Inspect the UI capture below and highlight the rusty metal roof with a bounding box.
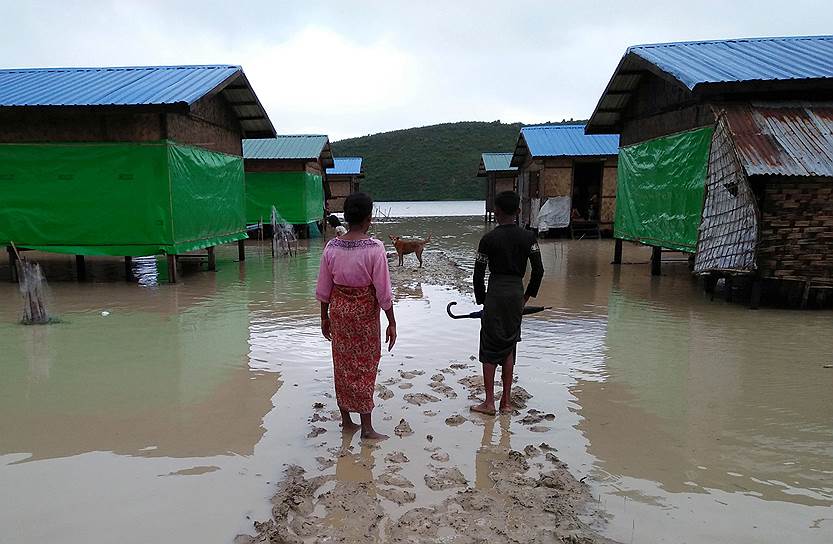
[721,103,833,177]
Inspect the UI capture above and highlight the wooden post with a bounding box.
[801,281,812,310]
[207,246,216,271]
[704,274,718,294]
[7,245,18,282]
[75,255,87,281]
[613,239,623,265]
[725,276,734,303]
[650,246,662,276]
[124,256,133,281]
[749,277,762,310]
[238,239,246,262]
[167,254,177,284]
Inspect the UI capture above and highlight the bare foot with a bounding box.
[470,402,496,416]
[341,421,361,432]
[499,406,513,414]
[361,430,389,440]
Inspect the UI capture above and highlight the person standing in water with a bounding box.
[316,192,396,439]
[471,191,544,415]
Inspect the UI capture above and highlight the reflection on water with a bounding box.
[1,216,832,544]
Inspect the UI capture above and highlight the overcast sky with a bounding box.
[2,1,832,140]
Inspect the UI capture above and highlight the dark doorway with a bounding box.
[572,161,604,222]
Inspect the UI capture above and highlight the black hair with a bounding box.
[343,192,374,224]
[495,191,521,216]
[327,214,342,228]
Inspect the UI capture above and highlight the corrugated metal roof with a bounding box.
[479,153,516,175]
[327,157,363,176]
[0,64,275,138]
[631,35,833,90]
[587,35,833,135]
[511,124,619,166]
[721,103,833,177]
[244,135,334,167]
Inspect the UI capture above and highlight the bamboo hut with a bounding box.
[587,35,833,306]
[242,135,334,236]
[326,157,364,213]
[510,125,619,237]
[0,64,274,283]
[476,153,517,222]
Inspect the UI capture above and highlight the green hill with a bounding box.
[331,121,523,201]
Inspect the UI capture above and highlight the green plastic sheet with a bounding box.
[614,127,713,253]
[0,141,246,256]
[245,171,324,225]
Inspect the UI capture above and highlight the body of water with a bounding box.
[1,210,831,543]
[375,200,484,218]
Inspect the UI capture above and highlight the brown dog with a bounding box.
[389,233,431,267]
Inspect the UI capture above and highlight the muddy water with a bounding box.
[1,216,831,543]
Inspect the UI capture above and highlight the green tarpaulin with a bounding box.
[0,141,246,256]
[245,171,324,225]
[614,126,713,253]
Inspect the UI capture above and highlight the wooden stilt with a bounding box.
[801,281,812,309]
[167,254,177,284]
[238,239,246,262]
[124,256,133,281]
[75,255,87,281]
[749,277,762,310]
[704,274,718,294]
[7,245,18,282]
[613,239,623,265]
[650,246,662,276]
[207,246,216,271]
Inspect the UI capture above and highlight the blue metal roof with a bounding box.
[244,135,334,167]
[0,64,276,137]
[0,65,240,106]
[511,124,619,166]
[327,157,363,176]
[588,35,833,134]
[629,35,833,90]
[478,153,516,176]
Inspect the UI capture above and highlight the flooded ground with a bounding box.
[1,214,832,543]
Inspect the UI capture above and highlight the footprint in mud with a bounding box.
[398,383,414,390]
[424,466,467,490]
[430,382,457,399]
[385,451,410,464]
[518,410,555,425]
[430,451,450,462]
[423,410,439,417]
[394,419,414,437]
[399,370,425,379]
[444,414,466,426]
[450,363,470,370]
[528,426,550,433]
[524,445,541,458]
[403,393,440,406]
[430,374,445,382]
[376,384,394,400]
[378,487,416,505]
[378,469,415,488]
[307,427,327,438]
[316,457,336,470]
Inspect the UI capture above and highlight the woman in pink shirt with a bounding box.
[316,193,396,440]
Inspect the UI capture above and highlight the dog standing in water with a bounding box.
[389,234,431,267]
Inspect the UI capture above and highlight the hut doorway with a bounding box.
[572,161,604,222]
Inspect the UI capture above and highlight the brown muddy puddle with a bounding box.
[1,216,832,543]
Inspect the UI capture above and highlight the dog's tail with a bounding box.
[424,232,432,244]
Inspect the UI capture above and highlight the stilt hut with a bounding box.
[242,135,334,235]
[0,65,274,283]
[476,153,517,222]
[326,157,364,213]
[587,35,833,306]
[509,124,619,237]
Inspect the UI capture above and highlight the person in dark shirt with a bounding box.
[471,191,544,415]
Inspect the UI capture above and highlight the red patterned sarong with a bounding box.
[330,284,381,413]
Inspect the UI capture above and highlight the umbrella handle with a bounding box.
[446,301,464,319]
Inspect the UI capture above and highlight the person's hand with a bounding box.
[385,322,397,351]
[321,317,331,341]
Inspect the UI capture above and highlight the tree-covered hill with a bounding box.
[331,121,523,201]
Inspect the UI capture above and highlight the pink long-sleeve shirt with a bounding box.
[316,237,394,311]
